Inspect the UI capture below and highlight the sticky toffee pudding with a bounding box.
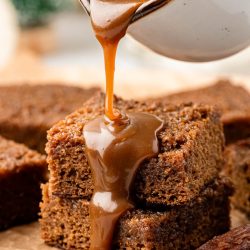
[84,1,165,248]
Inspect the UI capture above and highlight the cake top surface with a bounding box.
[0,84,98,127]
[162,80,250,124]
[47,91,222,163]
[198,224,250,250]
[0,136,46,173]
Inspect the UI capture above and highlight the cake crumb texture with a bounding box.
[224,139,250,217]
[160,80,250,143]
[198,224,250,250]
[46,92,224,207]
[0,136,47,230]
[0,84,98,153]
[40,177,232,250]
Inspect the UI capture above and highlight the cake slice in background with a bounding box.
[0,84,98,153]
[224,139,250,218]
[159,80,250,144]
[198,224,250,250]
[0,136,47,230]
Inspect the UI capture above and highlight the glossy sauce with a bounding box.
[84,113,163,249]
[91,0,147,120]
[83,0,164,249]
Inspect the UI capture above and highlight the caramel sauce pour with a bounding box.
[82,0,164,249]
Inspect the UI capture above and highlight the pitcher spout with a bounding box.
[79,0,169,24]
[79,0,90,15]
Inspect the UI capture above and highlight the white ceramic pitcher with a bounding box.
[80,0,250,62]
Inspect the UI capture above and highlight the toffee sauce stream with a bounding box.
[83,1,163,249]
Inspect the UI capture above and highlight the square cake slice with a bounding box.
[0,84,98,153]
[46,92,224,206]
[224,139,250,217]
[40,177,232,250]
[0,136,47,230]
[160,80,250,144]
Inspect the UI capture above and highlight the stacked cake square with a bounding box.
[40,93,233,249]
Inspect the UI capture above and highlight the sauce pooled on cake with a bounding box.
[83,0,163,249]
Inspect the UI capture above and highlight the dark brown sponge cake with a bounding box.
[198,225,250,250]
[0,136,47,230]
[159,80,250,144]
[40,177,232,250]
[0,84,98,153]
[46,92,224,206]
[224,139,250,217]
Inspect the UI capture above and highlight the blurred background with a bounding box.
[0,0,249,99]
